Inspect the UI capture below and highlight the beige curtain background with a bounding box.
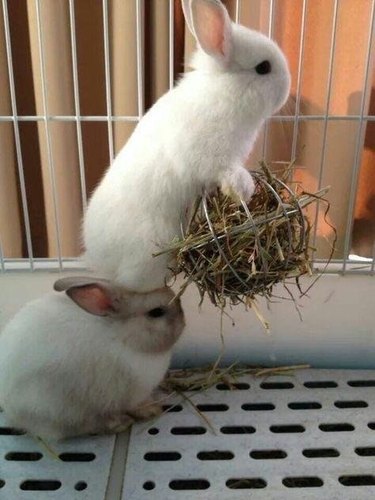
[0,0,374,262]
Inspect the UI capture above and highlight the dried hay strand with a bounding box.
[159,162,333,308]
[140,363,311,432]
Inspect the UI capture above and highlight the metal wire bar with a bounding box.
[262,0,275,159]
[2,0,35,271]
[169,0,174,90]
[1,114,375,122]
[311,0,339,263]
[342,0,375,273]
[35,0,63,270]
[235,0,241,24]
[0,239,5,272]
[0,115,139,122]
[136,0,144,117]
[102,0,114,163]
[290,0,308,162]
[68,0,87,212]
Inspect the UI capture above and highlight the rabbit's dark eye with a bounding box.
[255,60,271,75]
[147,307,166,318]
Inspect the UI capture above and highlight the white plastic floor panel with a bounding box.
[123,369,375,500]
[1,369,375,499]
[0,427,115,499]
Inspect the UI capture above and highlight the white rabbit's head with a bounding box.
[182,0,291,119]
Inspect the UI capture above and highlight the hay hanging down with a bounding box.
[159,163,331,308]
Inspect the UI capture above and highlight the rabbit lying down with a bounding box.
[0,277,185,440]
[83,0,291,293]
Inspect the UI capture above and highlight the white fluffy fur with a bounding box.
[83,0,291,291]
[0,287,184,440]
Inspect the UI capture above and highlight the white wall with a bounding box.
[0,272,374,369]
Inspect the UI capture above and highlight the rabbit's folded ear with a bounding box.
[182,0,232,63]
[54,277,120,316]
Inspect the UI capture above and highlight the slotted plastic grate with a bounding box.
[123,369,375,500]
[1,369,375,499]
[0,419,115,499]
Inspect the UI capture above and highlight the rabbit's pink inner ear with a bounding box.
[191,0,231,60]
[67,285,113,316]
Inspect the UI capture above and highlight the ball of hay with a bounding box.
[161,163,330,308]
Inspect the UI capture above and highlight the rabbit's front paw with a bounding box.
[106,414,135,434]
[128,401,163,420]
[220,166,255,203]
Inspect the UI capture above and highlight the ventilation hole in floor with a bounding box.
[347,380,375,387]
[270,425,305,433]
[169,479,210,490]
[260,382,294,390]
[0,480,4,489]
[143,481,155,491]
[197,451,234,460]
[355,447,375,457]
[369,422,375,430]
[242,403,275,411]
[250,449,287,459]
[162,405,183,413]
[74,482,87,491]
[334,400,368,408]
[283,477,323,488]
[196,404,229,412]
[220,426,256,435]
[59,452,96,462]
[144,452,181,461]
[171,426,206,435]
[339,475,375,486]
[303,448,340,458]
[5,452,42,461]
[319,423,355,432]
[148,428,159,435]
[0,427,26,435]
[304,381,338,388]
[20,480,62,491]
[216,383,250,390]
[288,402,322,410]
[226,478,267,489]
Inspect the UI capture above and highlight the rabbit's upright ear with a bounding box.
[182,0,232,63]
[54,277,120,316]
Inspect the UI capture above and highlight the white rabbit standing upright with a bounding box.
[83,0,291,292]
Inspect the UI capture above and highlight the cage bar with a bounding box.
[311,0,339,264]
[2,0,35,271]
[290,0,307,162]
[68,0,87,211]
[0,115,139,122]
[169,0,174,90]
[0,239,5,272]
[1,114,375,123]
[261,0,275,159]
[235,0,241,24]
[35,0,63,271]
[102,0,114,163]
[342,0,375,273]
[136,0,144,117]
